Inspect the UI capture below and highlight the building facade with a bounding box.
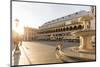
[35,9,96,41]
[24,27,38,41]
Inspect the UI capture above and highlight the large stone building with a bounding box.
[23,6,95,42]
[35,9,96,41]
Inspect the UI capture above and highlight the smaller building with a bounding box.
[24,27,38,41]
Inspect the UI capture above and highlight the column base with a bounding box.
[71,47,95,53]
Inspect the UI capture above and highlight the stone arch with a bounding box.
[78,25,83,29]
[62,27,65,31]
[82,25,84,29]
[65,27,69,31]
[73,25,77,30]
[69,26,73,30]
[56,29,58,32]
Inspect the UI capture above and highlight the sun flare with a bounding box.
[14,26,24,35]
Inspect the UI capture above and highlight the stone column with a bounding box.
[79,35,94,50]
[83,21,90,30]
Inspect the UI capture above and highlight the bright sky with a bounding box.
[12,1,91,32]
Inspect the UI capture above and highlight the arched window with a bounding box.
[78,25,82,29]
[73,26,77,30]
[63,27,65,31]
[66,27,69,31]
[69,26,73,30]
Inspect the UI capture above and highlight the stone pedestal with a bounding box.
[79,36,93,50]
[73,30,95,52]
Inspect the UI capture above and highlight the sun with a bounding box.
[13,25,24,36]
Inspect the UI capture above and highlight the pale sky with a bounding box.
[12,1,91,30]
